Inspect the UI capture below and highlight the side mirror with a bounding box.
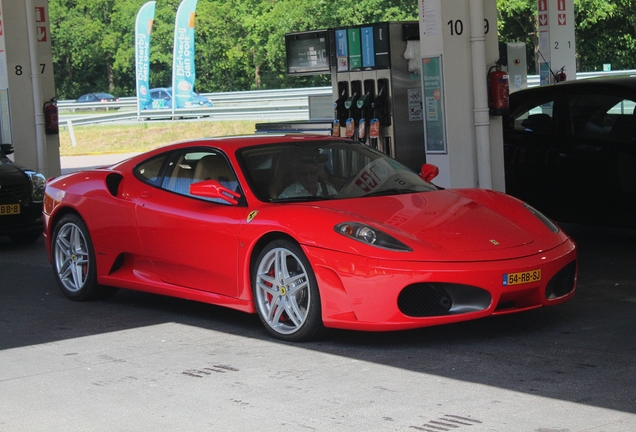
[1,143,14,155]
[190,180,241,205]
[419,163,439,182]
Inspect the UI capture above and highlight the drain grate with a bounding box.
[182,364,239,378]
[410,414,483,431]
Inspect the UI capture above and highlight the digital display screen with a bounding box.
[285,31,330,75]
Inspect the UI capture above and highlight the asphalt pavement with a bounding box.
[0,154,635,431]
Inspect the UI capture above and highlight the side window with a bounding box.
[134,154,168,187]
[513,100,555,133]
[568,93,636,141]
[162,150,238,204]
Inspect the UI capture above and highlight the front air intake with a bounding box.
[546,260,577,299]
[398,283,492,318]
[398,283,453,317]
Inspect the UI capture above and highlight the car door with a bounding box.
[133,149,247,297]
[504,89,565,218]
[560,88,636,227]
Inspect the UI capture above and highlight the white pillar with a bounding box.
[419,0,503,191]
[0,0,60,177]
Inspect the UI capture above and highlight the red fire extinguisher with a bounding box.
[43,97,59,135]
[556,66,567,82]
[488,63,510,116]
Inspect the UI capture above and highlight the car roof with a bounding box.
[511,76,636,99]
[139,134,347,157]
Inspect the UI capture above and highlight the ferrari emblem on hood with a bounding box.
[490,239,500,246]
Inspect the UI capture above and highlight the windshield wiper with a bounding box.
[271,195,336,203]
[362,188,420,198]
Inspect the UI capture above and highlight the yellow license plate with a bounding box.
[503,269,541,286]
[0,204,20,215]
[0,204,20,216]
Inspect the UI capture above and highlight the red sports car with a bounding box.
[43,135,577,341]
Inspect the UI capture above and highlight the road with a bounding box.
[0,155,634,431]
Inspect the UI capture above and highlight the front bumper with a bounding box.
[306,240,577,331]
[0,202,43,237]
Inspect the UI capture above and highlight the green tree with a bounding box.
[50,0,149,98]
[50,0,419,97]
[49,0,636,99]
[576,0,636,71]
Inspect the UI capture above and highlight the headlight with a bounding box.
[335,222,412,251]
[523,203,559,234]
[27,171,46,203]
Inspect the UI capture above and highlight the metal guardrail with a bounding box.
[59,87,329,125]
[59,70,636,126]
[61,103,312,126]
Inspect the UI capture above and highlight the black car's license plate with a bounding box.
[0,204,20,215]
[503,269,541,286]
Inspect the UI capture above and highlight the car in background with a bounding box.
[75,93,119,103]
[144,87,213,110]
[503,76,636,229]
[74,92,119,111]
[0,143,46,243]
[43,135,577,341]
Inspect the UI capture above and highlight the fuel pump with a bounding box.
[326,22,425,169]
[333,82,349,136]
[343,80,361,138]
[487,61,509,116]
[356,79,375,143]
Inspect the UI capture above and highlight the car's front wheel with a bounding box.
[52,213,117,301]
[253,239,323,341]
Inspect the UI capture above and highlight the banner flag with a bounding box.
[135,1,156,114]
[172,0,198,112]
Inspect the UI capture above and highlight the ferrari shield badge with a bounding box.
[246,210,259,223]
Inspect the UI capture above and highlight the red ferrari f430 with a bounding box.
[43,135,577,341]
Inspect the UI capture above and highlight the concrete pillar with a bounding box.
[0,0,60,177]
[418,0,504,191]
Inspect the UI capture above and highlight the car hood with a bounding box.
[0,158,24,177]
[289,189,567,261]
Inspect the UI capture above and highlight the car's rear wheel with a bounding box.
[253,239,323,341]
[52,214,117,301]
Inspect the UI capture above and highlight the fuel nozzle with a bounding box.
[372,79,391,127]
[334,87,349,123]
[332,82,349,136]
[344,92,359,112]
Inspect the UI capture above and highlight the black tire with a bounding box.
[252,239,324,342]
[51,213,117,301]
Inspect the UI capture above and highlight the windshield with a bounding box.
[238,139,438,202]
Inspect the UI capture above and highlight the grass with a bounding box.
[59,120,258,156]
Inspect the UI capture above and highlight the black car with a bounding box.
[75,92,118,103]
[0,144,46,243]
[503,76,636,229]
